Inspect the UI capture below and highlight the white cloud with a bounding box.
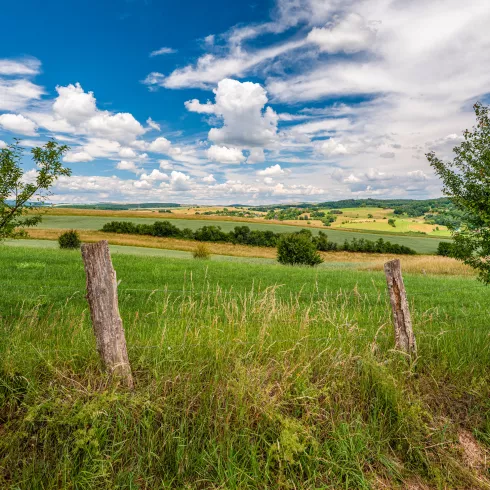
[188,79,278,148]
[48,83,146,143]
[307,13,376,53]
[207,145,246,164]
[146,117,160,131]
[140,169,169,181]
[257,164,284,176]
[63,151,94,163]
[170,170,191,191]
[53,83,97,125]
[119,147,137,158]
[159,159,173,170]
[116,160,142,174]
[247,148,265,164]
[344,173,361,183]
[380,152,395,159]
[319,138,348,156]
[407,170,428,181]
[0,140,6,148]
[0,57,41,75]
[148,136,171,153]
[0,79,44,111]
[203,174,216,183]
[184,99,215,114]
[0,113,37,136]
[149,47,176,57]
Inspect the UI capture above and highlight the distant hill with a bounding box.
[56,203,181,210]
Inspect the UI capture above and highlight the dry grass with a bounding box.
[26,228,474,276]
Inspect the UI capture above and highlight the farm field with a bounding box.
[45,206,451,237]
[1,245,489,488]
[32,213,450,254]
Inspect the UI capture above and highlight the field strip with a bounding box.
[32,215,450,253]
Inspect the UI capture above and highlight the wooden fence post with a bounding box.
[81,240,133,388]
[384,259,417,357]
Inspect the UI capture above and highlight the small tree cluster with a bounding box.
[277,232,323,267]
[58,230,81,249]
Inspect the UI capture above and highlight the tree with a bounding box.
[0,140,70,240]
[277,233,323,266]
[427,102,490,282]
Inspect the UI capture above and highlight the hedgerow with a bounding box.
[101,221,417,255]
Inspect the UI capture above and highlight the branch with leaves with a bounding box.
[427,102,490,282]
[0,140,71,240]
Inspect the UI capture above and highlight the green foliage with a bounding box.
[437,241,454,257]
[0,140,70,240]
[193,243,211,259]
[388,218,396,227]
[427,102,490,283]
[277,232,323,266]
[58,230,81,249]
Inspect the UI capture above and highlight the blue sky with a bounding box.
[1,0,489,204]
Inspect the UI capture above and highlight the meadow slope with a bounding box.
[0,245,489,488]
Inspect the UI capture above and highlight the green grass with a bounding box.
[36,215,450,254]
[1,245,489,489]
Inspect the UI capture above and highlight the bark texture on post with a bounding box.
[81,240,133,388]
[384,259,417,356]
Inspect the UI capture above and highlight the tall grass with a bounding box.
[0,246,489,488]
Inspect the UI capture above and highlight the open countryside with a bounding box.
[1,1,490,488]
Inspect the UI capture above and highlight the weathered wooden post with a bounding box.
[384,259,417,357]
[81,240,133,388]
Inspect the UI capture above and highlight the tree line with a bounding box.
[101,221,417,255]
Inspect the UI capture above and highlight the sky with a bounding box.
[1,0,489,204]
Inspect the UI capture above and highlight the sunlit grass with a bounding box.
[0,245,488,489]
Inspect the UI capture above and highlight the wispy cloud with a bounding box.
[149,47,177,57]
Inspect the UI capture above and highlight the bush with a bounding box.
[437,241,454,257]
[277,233,323,266]
[388,218,396,227]
[58,230,81,249]
[193,243,211,259]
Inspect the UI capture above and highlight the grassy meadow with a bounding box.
[1,244,489,489]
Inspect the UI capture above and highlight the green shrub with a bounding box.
[388,218,396,227]
[193,243,211,259]
[437,241,454,257]
[277,233,323,266]
[58,230,81,249]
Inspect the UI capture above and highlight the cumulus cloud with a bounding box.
[0,113,37,136]
[187,79,278,149]
[63,151,94,163]
[247,148,265,164]
[148,136,172,153]
[140,169,169,181]
[203,174,216,183]
[257,164,284,176]
[207,145,245,164]
[170,170,191,191]
[319,138,348,156]
[116,160,142,174]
